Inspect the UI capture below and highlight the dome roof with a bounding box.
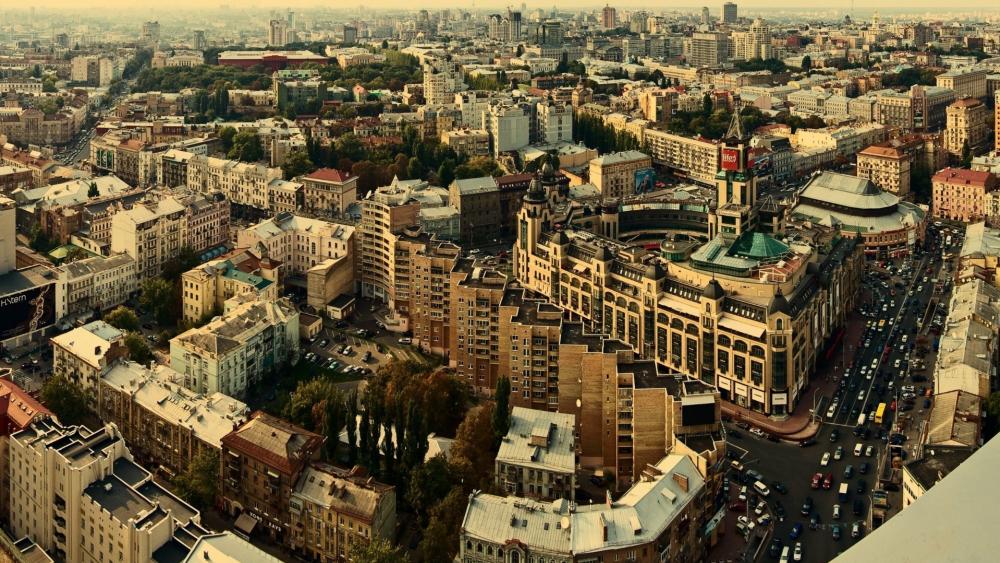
[524,177,546,203]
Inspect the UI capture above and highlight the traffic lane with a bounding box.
[728,426,879,562]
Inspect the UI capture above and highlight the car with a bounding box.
[830,429,840,442]
[319,339,329,348]
[757,514,772,526]
[750,427,766,438]
[738,486,748,501]
[772,481,788,494]
[362,351,372,362]
[832,524,842,540]
[793,542,802,561]
[769,538,783,558]
[820,452,831,466]
[852,521,864,538]
[857,390,865,401]
[801,497,813,516]
[789,523,803,540]
[774,502,786,522]
[335,320,349,329]
[856,479,866,494]
[854,443,864,456]
[730,460,745,472]
[799,438,817,447]
[737,515,752,527]
[755,501,767,515]
[811,472,823,489]
[809,513,820,530]
[834,446,844,460]
[844,465,854,479]
[833,504,841,519]
[398,337,412,345]
[823,473,833,490]
[865,445,874,457]
[853,498,864,515]
[860,462,870,475]
[729,501,746,512]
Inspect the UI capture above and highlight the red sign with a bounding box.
[721,148,741,171]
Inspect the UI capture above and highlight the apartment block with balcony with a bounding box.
[495,407,576,501]
[170,297,299,398]
[97,361,249,479]
[936,67,987,101]
[237,212,354,280]
[932,167,998,223]
[289,464,396,562]
[450,261,509,395]
[220,412,324,544]
[181,257,278,324]
[944,97,991,157]
[56,253,137,317]
[299,168,357,217]
[857,144,912,198]
[588,150,653,199]
[50,320,128,393]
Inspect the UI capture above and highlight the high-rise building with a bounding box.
[723,2,738,24]
[688,31,730,67]
[342,24,358,44]
[141,21,160,44]
[701,6,711,25]
[192,29,207,50]
[602,5,616,29]
[268,19,289,46]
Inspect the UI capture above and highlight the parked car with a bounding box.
[789,523,803,540]
[801,497,813,516]
[832,524,841,540]
[398,337,412,345]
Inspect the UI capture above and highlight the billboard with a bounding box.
[720,147,741,171]
[750,153,772,176]
[0,283,56,341]
[634,167,657,194]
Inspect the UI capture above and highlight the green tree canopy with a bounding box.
[281,149,316,180]
[228,131,264,162]
[172,450,220,510]
[41,375,89,425]
[104,306,140,332]
[140,278,180,326]
[350,538,408,563]
[124,333,155,364]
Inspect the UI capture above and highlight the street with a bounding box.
[715,221,959,563]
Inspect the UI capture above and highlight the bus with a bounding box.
[874,403,887,424]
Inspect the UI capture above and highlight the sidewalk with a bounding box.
[722,300,869,442]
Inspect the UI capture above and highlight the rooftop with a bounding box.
[50,320,124,369]
[222,411,324,475]
[932,167,995,187]
[496,407,576,474]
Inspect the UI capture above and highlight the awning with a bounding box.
[718,315,766,339]
[658,296,701,318]
[234,513,258,537]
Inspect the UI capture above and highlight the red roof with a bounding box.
[305,168,353,183]
[221,411,323,476]
[0,378,51,435]
[932,167,996,187]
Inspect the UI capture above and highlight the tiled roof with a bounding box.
[222,411,323,475]
[305,168,353,183]
[0,378,51,431]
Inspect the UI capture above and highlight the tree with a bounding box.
[281,149,316,180]
[31,64,41,78]
[160,246,200,282]
[40,375,89,425]
[284,378,343,431]
[406,454,453,524]
[449,403,497,491]
[406,156,425,180]
[140,278,179,326]
[492,376,511,446]
[87,181,99,198]
[346,390,359,464]
[172,450,220,510]
[437,159,456,188]
[219,126,237,152]
[228,131,264,162]
[381,39,390,49]
[104,306,140,332]
[960,140,972,168]
[702,93,713,116]
[42,78,57,93]
[801,55,812,72]
[516,44,524,57]
[350,538,407,563]
[380,420,395,482]
[417,488,466,563]
[124,333,155,364]
[322,392,345,460]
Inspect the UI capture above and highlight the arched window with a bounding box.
[776,318,784,330]
[671,318,683,329]
[751,345,765,358]
[718,335,731,347]
[657,313,668,323]
[734,340,748,352]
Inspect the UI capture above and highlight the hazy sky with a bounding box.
[14,0,1000,12]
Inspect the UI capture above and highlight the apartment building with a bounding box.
[933,278,1000,398]
[170,297,299,398]
[461,454,710,563]
[932,167,998,223]
[50,320,127,393]
[857,144,912,198]
[959,222,1000,286]
[536,101,573,145]
[0,144,57,188]
[996,90,1000,153]
[450,262,509,394]
[289,464,397,562]
[221,412,324,543]
[357,184,422,306]
[0,379,51,526]
[876,85,956,133]
[56,253,137,317]
[97,361,249,478]
[399,233,462,355]
[688,31,729,67]
[495,407,576,501]
[110,191,228,280]
[0,165,33,194]
[944,97,991,157]
[0,105,87,147]
[588,150,653,198]
[89,133,161,187]
[181,257,278,324]
[936,67,988,101]
[8,420,212,563]
[299,168,357,216]
[440,128,491,158]
[643,128,720,185]
[235,212,355,278]
[423,58,465,106]
[183,152,283,212]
